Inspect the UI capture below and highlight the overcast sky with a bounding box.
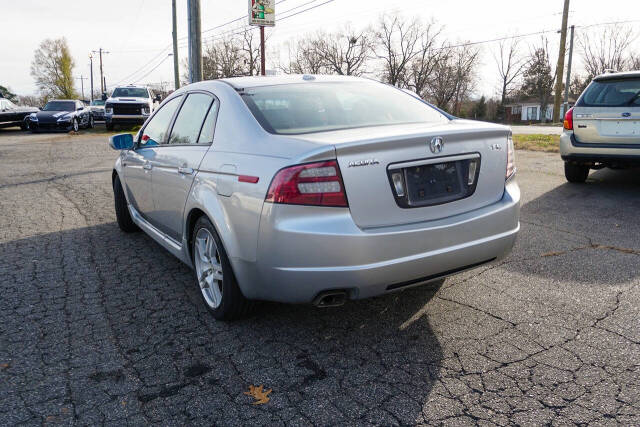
[2,0,639,98]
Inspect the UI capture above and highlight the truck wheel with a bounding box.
[113,174,140,232]
[191,216,253,320]
[564,162,589,183]
[106,122,114,131]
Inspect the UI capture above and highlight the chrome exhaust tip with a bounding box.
[313,290,347,308]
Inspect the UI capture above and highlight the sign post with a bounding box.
[248,0,275,76]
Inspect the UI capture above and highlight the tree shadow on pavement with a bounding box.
[0,221,443,425]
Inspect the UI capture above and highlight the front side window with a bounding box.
[240,81,449,135]
[112,87,149,98]
[43,101,75,112]
[140,96,182,146]
[167,93,214,145]
[578,78,640,107]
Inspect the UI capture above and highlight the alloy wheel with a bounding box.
[193,228,224,308]
[73,119,79,132]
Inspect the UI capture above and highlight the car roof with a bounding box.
[593,70,640,81]
[219,74,372,89]
[113,85,149,89]
[48,99,78,102]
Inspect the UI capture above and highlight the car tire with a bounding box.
[20,122,27,131]
[191,216,253,320]
[72,118,79,132]
[106,122,114,131]
[113,174,140,233]
[88,115,94,129]
[564,162,589,183]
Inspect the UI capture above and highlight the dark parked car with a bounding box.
[90,99,105,121]
[28,99,94,132]
[0,98,39,130]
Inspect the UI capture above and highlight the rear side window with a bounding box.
[578,78,640,107]
[141,96,182,146]
[168,93,214,145]
[197,101,219,144]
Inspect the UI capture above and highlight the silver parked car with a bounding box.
[560,70,640,182]
[109,75,520,320]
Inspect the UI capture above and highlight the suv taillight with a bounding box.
[265,160,348,207]
[563,107,574,130]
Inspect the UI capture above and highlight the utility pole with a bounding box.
[172,0,180,90]
[89,54,94,102]
[187,0,202,83]
[76,75,87,100]
[552,0,570,123]
[92,48,110,94]
[563,25,575,116]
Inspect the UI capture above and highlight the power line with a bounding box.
[132,55,174,84]
[178,0,336,48]
[110,43,173,87]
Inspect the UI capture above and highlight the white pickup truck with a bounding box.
[105,85,161,130]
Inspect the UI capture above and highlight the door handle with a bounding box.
[178,166,194,175]
[143,162,152,170]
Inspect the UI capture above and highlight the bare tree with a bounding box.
[375,14,422,86]
[281,35,326,74]
[201,31,255,79]
[405,21,442,97]
[579,24,637,77]
[242,28,261,76]
[426,44,480,115]
[316,27,372,76]
[630,52,640,70]
[493,38,527,105]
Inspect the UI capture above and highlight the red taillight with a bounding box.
[563,107,574,130]
[265,160,348,207]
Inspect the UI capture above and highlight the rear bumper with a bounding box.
[560,132,640,164]
[235,179,520,303]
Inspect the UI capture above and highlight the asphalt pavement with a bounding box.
[1,128,639,425]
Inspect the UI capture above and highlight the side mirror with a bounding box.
[155,94,162,102]
[109,133,134,150]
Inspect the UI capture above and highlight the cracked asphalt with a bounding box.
[1,128,639,426]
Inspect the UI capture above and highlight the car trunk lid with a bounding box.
[297,121,510,228]
[573,106,640,144]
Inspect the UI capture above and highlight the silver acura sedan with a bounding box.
[109,75,520,320]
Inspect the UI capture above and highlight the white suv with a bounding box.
[560,70,640,182]
[105,85,160,130]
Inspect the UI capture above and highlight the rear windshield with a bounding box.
[240,82,448,135]
[577,78,640,107]
[112,87,149,98]
[91,100,105,106]
[42,101,75,112]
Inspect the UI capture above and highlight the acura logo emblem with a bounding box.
[430,137,444,154]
